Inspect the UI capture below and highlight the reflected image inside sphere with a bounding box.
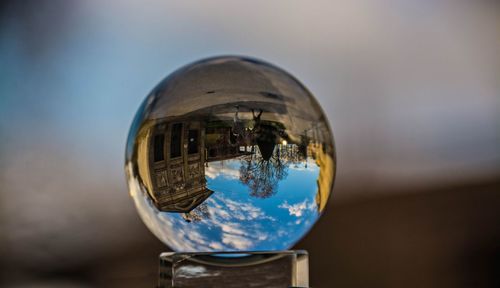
[125,56,336,252]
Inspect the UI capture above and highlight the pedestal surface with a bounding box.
[159,250,309,288]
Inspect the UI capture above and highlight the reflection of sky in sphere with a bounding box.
[131,156,320,252]
[125,57,336,252]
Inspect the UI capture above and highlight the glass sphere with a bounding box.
[125,56,336,252]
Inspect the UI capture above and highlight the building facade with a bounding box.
[148,119,212,213]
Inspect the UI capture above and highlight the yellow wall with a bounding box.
[136,121,154,201]
[312,143,335,213]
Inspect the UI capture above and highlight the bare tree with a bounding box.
[239,146,289,198]
[182,202,211,222]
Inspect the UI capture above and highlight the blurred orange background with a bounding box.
[0,1,499,287]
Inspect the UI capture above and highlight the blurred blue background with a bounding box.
[1,1,499,287]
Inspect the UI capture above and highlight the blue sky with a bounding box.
[132,156,321,252]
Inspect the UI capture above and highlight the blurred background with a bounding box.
[0,0,499,287]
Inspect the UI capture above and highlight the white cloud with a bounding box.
[220,223,247,236]
[209,241,224,250]
[222,233,253,250]
[205,163,240,179]
[279,199,315,217]
[222,198,275,221]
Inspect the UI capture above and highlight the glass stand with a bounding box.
[159,250,309,288]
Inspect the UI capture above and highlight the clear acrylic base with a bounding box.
[159,250,309,288]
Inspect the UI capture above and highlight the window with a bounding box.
[153,134,165,162]
[170,123,183,158]
[188,129,199,154]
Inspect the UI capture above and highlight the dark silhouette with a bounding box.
[239,145,289,198]
[232,105,245,137]
[182,202,211,222]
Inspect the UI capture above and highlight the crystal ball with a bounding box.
[125,56,336,252]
